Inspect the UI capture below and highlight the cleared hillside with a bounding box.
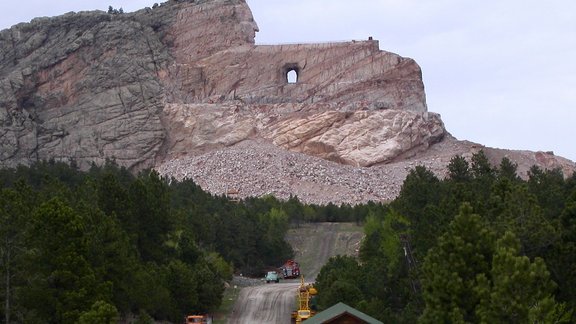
[226,223,365,323]
[285,222,364,280]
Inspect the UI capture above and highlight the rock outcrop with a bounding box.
[1,0,434,170]
[1,0,574,204]
[162,102,444,167]
[0,9,173,169]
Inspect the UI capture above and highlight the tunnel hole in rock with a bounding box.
[287,69,298,83]
[283,63,300,84]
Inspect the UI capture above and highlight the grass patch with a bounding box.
[213,284,242,324]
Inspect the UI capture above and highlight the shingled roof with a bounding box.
[305,302,383,324]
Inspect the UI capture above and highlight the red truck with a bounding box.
[280,259,300,279]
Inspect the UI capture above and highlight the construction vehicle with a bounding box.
[291,276,318,323]
[280,259,300,279]
[185,314,212,324]
[226,187,240,202]
[265,270,280,283]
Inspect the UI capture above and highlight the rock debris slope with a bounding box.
[1,0,574,204]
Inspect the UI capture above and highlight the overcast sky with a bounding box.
[1,0,575,161]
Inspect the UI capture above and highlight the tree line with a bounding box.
[0,159,387,323]
[2,150,574,323]
[0,160,299,323]
[313,151,576,323]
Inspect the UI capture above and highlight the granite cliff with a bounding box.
[1,0,574,204]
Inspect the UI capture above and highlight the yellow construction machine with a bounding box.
[291,276,318,323]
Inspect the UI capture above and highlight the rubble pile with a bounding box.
[158,140,447,205]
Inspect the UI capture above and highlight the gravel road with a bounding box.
[227,282,300,324]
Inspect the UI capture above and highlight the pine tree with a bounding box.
[421,204,562,324]
[497,157,520,181]
[470,150,495,180]
[475,232,558,323]
[0,188,30,324]
[21,198,109,324]
[421,203,495,323]
[447,155,471,182]
[488,182,558,257]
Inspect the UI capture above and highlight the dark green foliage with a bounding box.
[321,280,363,308]
[315,255,363,310]
[313,209,424,323]
[391,165,444,257]
[0,161,294,322]
[421,211,559,323]
[487,181,558,257]
[447,155,471,182]
[2,154,575,322]
[127,170,173,263]
[242,194,388,225]
[78,301,119,324]
[528,166,567,220]
[357,210,421,323]
[107,6,124,14]
[475,232,558,323]
[0,186,32,324]
[469,150,497,214]
[421,204,496,323]
[498,156,520,181]
[313,155,575,323]
[546,189,576,321]
[393,165,442,216]
[21,197,110,324]
[470,150,495,180]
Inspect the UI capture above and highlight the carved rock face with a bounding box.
[160,0,436,167]
[1,0,573,201]
[0,0,435,170]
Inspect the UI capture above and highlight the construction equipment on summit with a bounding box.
[226,187,240,202]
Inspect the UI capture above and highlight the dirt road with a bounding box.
[227,282,300,324]
[226,223,364,323]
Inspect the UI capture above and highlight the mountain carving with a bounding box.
[1,0,574,204]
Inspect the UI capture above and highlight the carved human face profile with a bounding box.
[234,3,259,43]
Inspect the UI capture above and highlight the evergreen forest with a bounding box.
[0,160,297,323]
[1,150,575,323]
[314,151,576,323]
